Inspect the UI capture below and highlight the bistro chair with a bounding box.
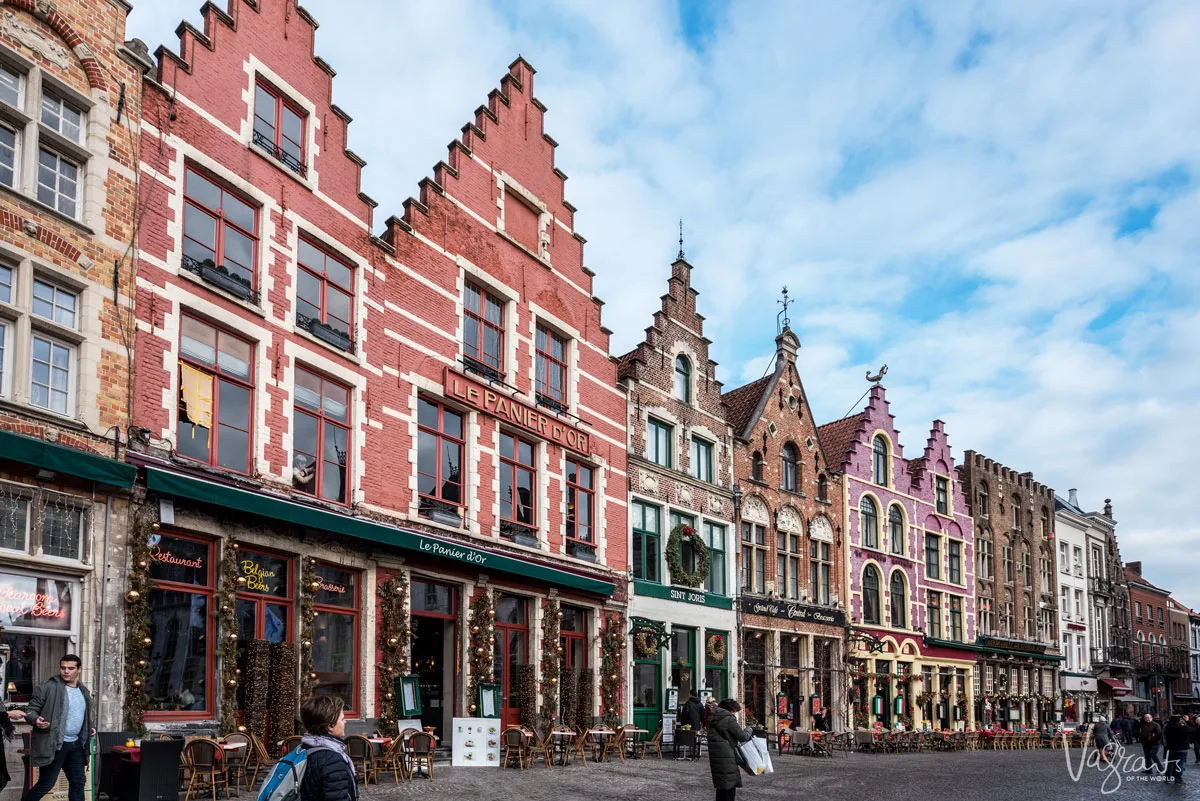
[278,735,304,757]
[527,728,557,768]
[183,738,230,801]
[601,727,627,763]
[375,737,411,784]
[563,727,589,766]
[635,727,663,760]
[345,735,376,785]
[502,727,529,769]
[221,732,257,792]
[408,732,436,781]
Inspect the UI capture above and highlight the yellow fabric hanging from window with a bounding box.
[179,363,213,437]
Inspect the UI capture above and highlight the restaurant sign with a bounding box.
[739,597,847,627]
[0,571,75,634]
[445,367,590,455]
[633,579,734,610]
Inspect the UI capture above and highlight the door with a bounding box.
[234,549,293,722]
[633,655,662,734]
[493,594,527,729]
[409,579,457,738]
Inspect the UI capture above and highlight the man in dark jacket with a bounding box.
[1188,714,1200,763]
[1123,714,1136,745]
[1165,715,1189,784]
[1140,713,1165,774]
[707,698,753,801]
[298,696,356,801]
[679,692,705,731]
[23,655,95,801]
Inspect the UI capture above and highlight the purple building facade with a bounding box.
[819,385,977,730]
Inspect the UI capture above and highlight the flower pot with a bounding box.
[200,264,254,300]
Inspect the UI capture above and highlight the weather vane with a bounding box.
[777,286,792,332]
[677,219,685,261]
[866,364,888,384]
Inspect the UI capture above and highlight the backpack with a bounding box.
[257,746,328,801]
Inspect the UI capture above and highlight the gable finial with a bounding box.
[866,364,888,384]
[777,286,792,332]
[678,219,685,261]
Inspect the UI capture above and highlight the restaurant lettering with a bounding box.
[739,597,847,627]
[418,537,488,565]
[444,367,591,455]
[319,581,347,595]
[150,546,204,570]
[0,572,74,632]
[240,560,277,593]
[670,587,709,605]
[0,586,67,620]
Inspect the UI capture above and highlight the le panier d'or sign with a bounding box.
[445,367,590,455]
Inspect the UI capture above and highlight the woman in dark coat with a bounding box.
[707,698,753,801]
[298,696,357,801]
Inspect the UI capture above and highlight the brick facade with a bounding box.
[1125,562,1187,715]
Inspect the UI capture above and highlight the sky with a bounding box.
[126,1,1200,609]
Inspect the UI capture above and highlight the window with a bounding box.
[777,532,801,600]
[978,597,994,635]
[703,629,729,700]
[1024,594,1035,639]
[462,282,504,375]
[1135,601,1141,621]
[936,476,949,515]
[31,280,77,328]
[925,533,940,580]
[809,540,831,605]
[29,334,72,415]
[499,433,536,540]
[1002,541,1013,583]
[40,92,83,142]
[291,367,350,503]
[862,565,881,625]
[234,549,293,693]
[704,522,726,595]
[647,418,672,468]
[890,571,907,628]
[535,325,567,407]
[751,451,764,482]
[978,538,993,580]
[1011,496,1022,530]
[36,149,78,217]
[1041,508,1052,539]
[296,238,354,349]
[1072,546,1082,577]
[781,443,798,492]
[566,459,594,555]
[1002,589,1014,635]
[1059,541,1069,572]
[1021,549,1032,586]
[632,501,661,583]
[674,355,690,402]
[872,436,888,485]
[888,505,904,555]
[671,511,697,582]
[860,496,879,549]
[416,398,464,520]
[817,473,828,501]
[253,81,305,174]
[741,522,766,595]
[311,564,359,712]
[559,605,588,670]
[0,63,20,107]
[177,315,253,474]
[1040,554,1050,589]
[1158,607,1164,628]
[182,167,258,296]
[1060,586,1070,620]
[145,532,214,717]
[0,123,16,187]
[1073,590,1083,619]
[977,483,989,517]
[690,437,713,483]
[927,591,942,638]
[948,540,962,584]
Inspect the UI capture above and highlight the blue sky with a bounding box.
[127,1,1200,608]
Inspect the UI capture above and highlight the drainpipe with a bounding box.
[95,489,114,729]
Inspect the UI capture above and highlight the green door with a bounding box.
[633,644,662,734]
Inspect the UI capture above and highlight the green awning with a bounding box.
[0,429,135,488]
[146,466,615,596]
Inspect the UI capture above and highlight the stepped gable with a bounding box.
[147,0,376,226]
[816,413,865,470]
[722,375,772,438]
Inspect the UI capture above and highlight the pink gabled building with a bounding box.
[819,384,977,730]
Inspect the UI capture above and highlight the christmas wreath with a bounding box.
[634,632,659,659]
[706,633,726,665]
[665,524,711,588]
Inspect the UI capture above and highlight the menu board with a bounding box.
[451,717,501,767]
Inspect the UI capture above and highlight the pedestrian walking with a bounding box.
[1092,716,1113,765]
[1187,713,1200,764]
[21,654,95,801]
[1139,713,1164,774]
[1110,714,1122,744]
[1164,715,1189,785]
[707,698,753,801]
[298,695,357,801]
[1122,714,1135,745]
[679,691,705,731]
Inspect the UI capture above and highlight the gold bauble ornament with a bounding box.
[124,589,141,603]
[470,625,480,635]
[151,523,160,531]
[142,637,152,646]
[385,692,394,700]
[475,647,484,655]
[549,677,557,685]
[236,576,247,586]
[301,640,312,649]
[556,646,563,654]
[310,580,322,592]
[487,609,496,618]
[137,660,146,667]
[237,726,247,733]
[228,631,238,640]
[310,672,318,680]
[235,669,242,675]
[556,611,563,619]
[231,542,239,550]
[133,679,142,687]
[387,637,399,647]
[137,560,149,570]
[227,679,238,688]
[609,674,618,681]
[469,704,477,713]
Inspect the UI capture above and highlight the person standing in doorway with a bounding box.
[1140,713,1164,774]
[707,698,753,801]
[22,655,95,801]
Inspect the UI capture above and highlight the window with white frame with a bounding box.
[40,92,84,142]
[0,481,87,561]
[36,149,79,218]
[29,334,72,414]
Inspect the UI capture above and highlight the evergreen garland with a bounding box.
[538,600,561,729]
[218,541,241,733]
[375,572,411,735]
[267,641,299,748]
[300,556,319,700]
[244,640,271,747]
[577,668,595,728]
[121,509,155,734]
[466,590,495,714]
[559,668,579,729]
[599,614,624,729]
[519,664,538,730]
[664,524,711,588]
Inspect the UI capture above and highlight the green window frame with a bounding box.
[632,501,661,583]
[689,436,713,483]
[647,418,672,468]
[670,511,696,581]
[704,629,729,700]
[704,521,726,596]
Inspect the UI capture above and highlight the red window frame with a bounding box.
[297,237,354,342]
[499,432,536,539]
[559,605,588,669]
[565,458,594,545]
[144,530,215,721]
[182,166,259,290]
[177,314,254,475]
[253,80,306,170]
[235,546,294,642]
[463,282,505,373]
[292,366,352,505]
[311,562,361,715]
[417,398,465,509]
[535,325,567,404]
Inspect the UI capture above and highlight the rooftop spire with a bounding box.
[777,285,792,332]
[678,218,685,261]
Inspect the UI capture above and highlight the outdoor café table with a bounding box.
[550,730,574,764]
[368,736,393,758]
[626,729,649,758]
[587,729,615,761]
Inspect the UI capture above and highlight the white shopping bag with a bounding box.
[754,736,774,775]
[738,739,767,775]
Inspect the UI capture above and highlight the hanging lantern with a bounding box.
[124,589,141,603]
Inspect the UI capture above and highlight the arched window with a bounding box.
[674,355,691,403]
[863,565,881,625]
[977,481,990,518]
[751,451,764,482]
[873,436,889,486]
[817,473,828,502]
[1041,507,1052,539]
[888,505,904,555]
[890,571,907,629]
[860,496,879,549]
[781,443,798,492]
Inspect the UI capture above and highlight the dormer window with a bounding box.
[253,81,305,175]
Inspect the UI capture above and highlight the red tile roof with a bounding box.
[721,375,773,437]
[816,414,865,468]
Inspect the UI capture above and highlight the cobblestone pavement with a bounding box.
[364,749,1200,800]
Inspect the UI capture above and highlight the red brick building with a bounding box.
[129,0,625,737]
[0,0,142,747]
[1125,562,1186,716]
[723,324,847,731]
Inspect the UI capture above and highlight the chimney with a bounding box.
[1104,498,1113,517]
[1126,561,1142,576]
[1068,488,1078,507]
